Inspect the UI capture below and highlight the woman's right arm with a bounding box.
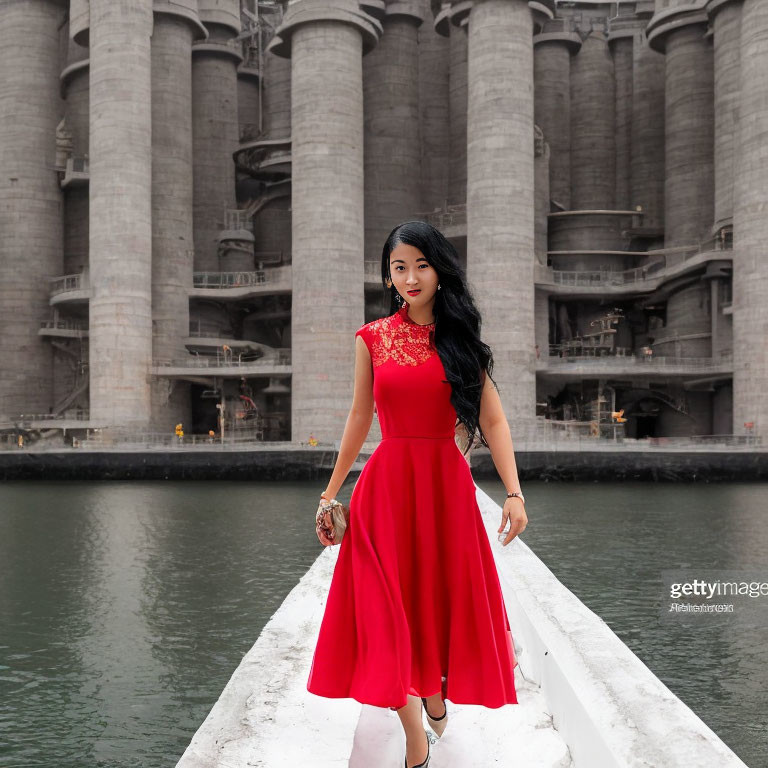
[321,334,374,500]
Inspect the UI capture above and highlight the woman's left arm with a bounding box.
[478,371,528,546]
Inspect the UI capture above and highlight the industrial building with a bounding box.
[0,0,765,448]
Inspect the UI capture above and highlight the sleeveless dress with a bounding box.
[306,302,518,710]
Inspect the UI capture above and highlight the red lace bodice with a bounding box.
[355,303,436,369]
[355,303,455,438]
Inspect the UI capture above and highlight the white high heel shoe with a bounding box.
[420,694,448,738]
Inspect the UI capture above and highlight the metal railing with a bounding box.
[652,235,733,268]
[153,349,291,368]
[77,429,272,449]
[193,270,266,288]
[544,260,667,287]
[224,209,254,232]
[540,235,733,288]
[40,319,88,332]
[3,424,762,452]
[4,409,90,425]
[192,267,291,289]
[504,419,763,450]
[540,354,732,370]
[50,273,88,296]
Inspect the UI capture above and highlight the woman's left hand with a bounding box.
[498,497,527,546]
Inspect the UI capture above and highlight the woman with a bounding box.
[306,220,528,767]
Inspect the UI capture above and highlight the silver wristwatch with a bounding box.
[506,491,525,505]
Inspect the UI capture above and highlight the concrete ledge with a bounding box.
[475,485,748,767]
[0,447,766,481]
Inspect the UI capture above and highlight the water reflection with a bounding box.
[0,485,102,766]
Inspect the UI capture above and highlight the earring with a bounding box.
[438,284,441,290]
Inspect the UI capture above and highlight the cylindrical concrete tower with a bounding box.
[448,23,468,205]
[237,23,261,132]
[733,0,768,437]
[0,0,65,419]
[251,38,293,258]
[418,7,450,212]
[708,0,744,234]
[552,26,622,264]
[609,9,658,228]
[268,0,381,442]
[533,22,580,210]
[192,0,242,272]
[648,8,715,249]
[611,34,633,212]
[89,0,154,428]
[262,39,292,140]
[462,0,536,431]
[569,30,616,212]
[363,0,425,265]
[630,26,665,231]
[643,6,717,439]
[534,125,550,263]
[150,4,207,428]
[653,280,713,359]
[234,12,263,206]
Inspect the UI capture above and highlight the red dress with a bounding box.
[306,302,518,710]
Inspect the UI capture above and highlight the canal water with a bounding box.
[0,479,765,767]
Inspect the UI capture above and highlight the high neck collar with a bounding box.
[399,303,435,327]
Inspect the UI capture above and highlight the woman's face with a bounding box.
[389,243,439,307]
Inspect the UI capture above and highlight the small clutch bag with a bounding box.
[315,497,350,546]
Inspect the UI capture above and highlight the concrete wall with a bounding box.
[0,0,65,419]
[275,0,373,443]
[466,0,536,433]
[630,28,665,230]
[417,7,450,213]
[192,11,241,272]
[733,0,768,437]
[534,40,572,209]
[88,0,154,428]
[663,24,715,248]
[150,13,197,428]
[448,26,468,205]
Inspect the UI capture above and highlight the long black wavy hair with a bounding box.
[380,220,497,455]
